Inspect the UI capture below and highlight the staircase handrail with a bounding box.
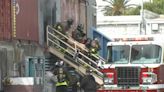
[47,30,103,77]
[46,25,106,64]
[47,27,101,66]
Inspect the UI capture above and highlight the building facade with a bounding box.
[97,10,164,36]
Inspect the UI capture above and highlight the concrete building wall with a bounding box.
[54,0,96,37]
[146,22,164,34]
[55,0,61,22]
[38,0,56,46]
[159,23,164,34]
[79,0,97,35]
[0,48,8,90]
[97,23,140,35]
[0,41,44,84]
[97,15,164,35]
[79,1,87,33]
[87,0,97,37]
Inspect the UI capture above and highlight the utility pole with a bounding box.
[141,0,146,35]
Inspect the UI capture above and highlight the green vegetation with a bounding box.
[143,0,164,14]
[102,0,164,16]
[101,0,136,16]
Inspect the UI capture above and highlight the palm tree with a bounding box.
[102,0,135,16]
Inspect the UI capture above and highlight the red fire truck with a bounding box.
[97,35,164,92]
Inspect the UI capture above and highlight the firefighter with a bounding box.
[68,70,80,92]
[54,19,74,36]
[85,38,92,49]
[88,38,101,61]
[91,38,101,53]
[54,22,68,52]
[65,19,74,37]
[72,24,86,43]
[65,19,74,31]
[80,68,97,92]
[56,67,70,92]
[54,22,64,34]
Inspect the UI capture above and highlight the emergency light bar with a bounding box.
[114,37,154,42]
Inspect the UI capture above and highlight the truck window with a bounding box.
[131,44,161,64]
[107,45,130,64]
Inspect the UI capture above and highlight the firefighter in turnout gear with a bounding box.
[80,68,97,92]
[56,67,69,92]
[54,22,64,34]
[88,38,101,61]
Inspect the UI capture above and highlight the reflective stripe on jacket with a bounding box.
[56,81,68,86]
[90,48,97,54]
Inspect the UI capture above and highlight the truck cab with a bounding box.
[97,35,164,92]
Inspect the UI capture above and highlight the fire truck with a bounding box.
[97,35,164,92]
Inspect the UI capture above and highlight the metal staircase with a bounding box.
[46,25,105,85]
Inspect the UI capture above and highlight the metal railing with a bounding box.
[47,25,106,64]
[46,25,105,80]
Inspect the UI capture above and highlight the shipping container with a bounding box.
[92,28,112,59]
[0,0,12,40]
[14,0,39,42]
